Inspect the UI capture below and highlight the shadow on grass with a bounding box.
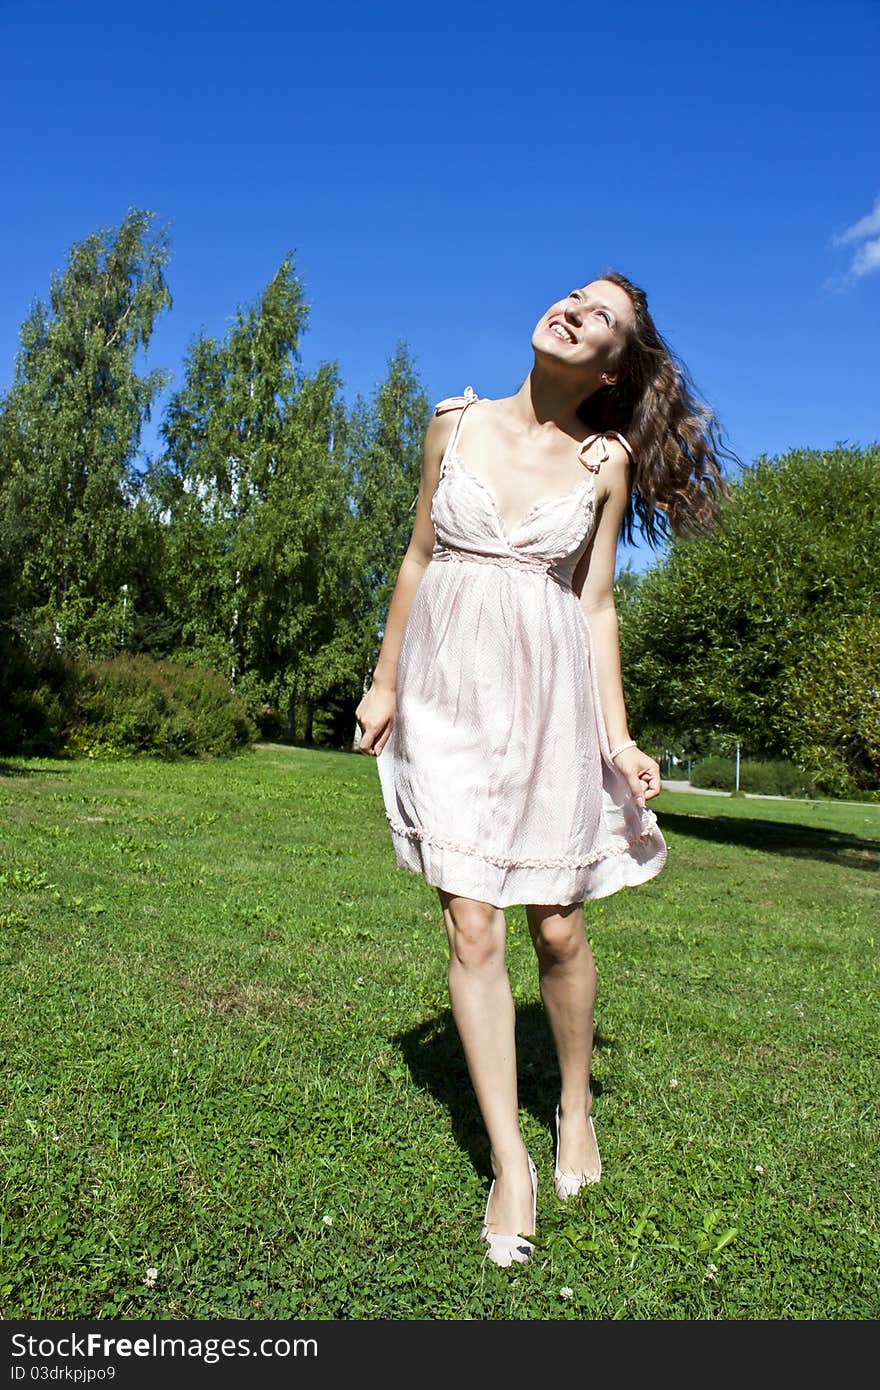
[657,809,880,872]
[0,761,69,778]
[392,1004,609,1180]
[255,740,357,757]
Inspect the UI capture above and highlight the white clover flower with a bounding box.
[322,1214,333,1227]
[668,1079,679,1090]
[704,1263,718,1281]
[754,1164,764,1174]
[144,1268,158,1288]
[560,1287,574,1300]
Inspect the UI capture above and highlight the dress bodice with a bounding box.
[428,387,634,589]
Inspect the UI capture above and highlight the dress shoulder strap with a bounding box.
[577,429,635,473]
[409,386,479,510]
[435,385,478,478]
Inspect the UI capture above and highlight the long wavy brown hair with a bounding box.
[575,269,740,548]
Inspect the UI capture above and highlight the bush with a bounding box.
[691,755,814,797]
[63,654,256,758]
[1,646,257,758]
[0,640,79,755]
[691,755,736,792]
[741,759,814,796]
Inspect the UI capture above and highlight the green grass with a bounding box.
[1,746,878,1320]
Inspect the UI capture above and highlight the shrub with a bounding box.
[63,654,256,758]
[691,756,814,797]
[740,759,815,797]
[0,640,79,755]
[691,755,736,792]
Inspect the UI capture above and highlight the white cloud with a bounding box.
[829,193,880,247]
[850,237,880,274]
[826,191,880,286]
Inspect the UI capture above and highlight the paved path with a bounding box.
[661,779,722,796]
[661,780,880,809]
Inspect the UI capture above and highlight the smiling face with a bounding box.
[532,278,635,388]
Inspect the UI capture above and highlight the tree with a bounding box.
[349,343,432,680]
[233,360,365,740]
[618,443,880,792]
[149,254,309,686]
[613,560,639,615]
[148,255,383,742]
[779,615,880,796]
[238,342,431,743]
[0,208,172,656]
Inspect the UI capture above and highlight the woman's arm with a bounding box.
[572,443,661,807]
[356,408,455,753]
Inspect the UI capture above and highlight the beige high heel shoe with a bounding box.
[479,1153,538,1268]
[554,1103,602,1200]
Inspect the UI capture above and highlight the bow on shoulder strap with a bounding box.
[432,384,478,415]
[576,430,636,474]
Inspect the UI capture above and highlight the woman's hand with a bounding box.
[355,680,396,756]
[612,745,662,810]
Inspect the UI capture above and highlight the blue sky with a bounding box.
[1,0,877,573]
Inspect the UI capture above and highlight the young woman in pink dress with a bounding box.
[356,272,732,1267]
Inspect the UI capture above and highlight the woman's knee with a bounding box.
[528,905,586,963]
[442,895,505,970]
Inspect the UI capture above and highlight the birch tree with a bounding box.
[0,207,172,655]
[347,344,431,746]
[150,254,309,686]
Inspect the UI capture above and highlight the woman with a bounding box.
[355,272,732,1267]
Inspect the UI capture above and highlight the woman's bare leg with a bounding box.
[526,902,601,1178]
[438,888,534,1235]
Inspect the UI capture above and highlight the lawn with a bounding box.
[1,745,878,1320]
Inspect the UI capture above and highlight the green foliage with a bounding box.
[64,653,256,758]
[612,561,639,615]
[145,261,396,741]
[779,614,880,799]
[620,443,880,793]
[231,361,370,731]
[0,638,79,755]
[148,255,310,686]
[0,208,172,655]
[691,756,814,796]
[348,348,433,676]
[0,644,256,759]
[690,757,737,793]
[739,759,814,797]
[0,220,434,751]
